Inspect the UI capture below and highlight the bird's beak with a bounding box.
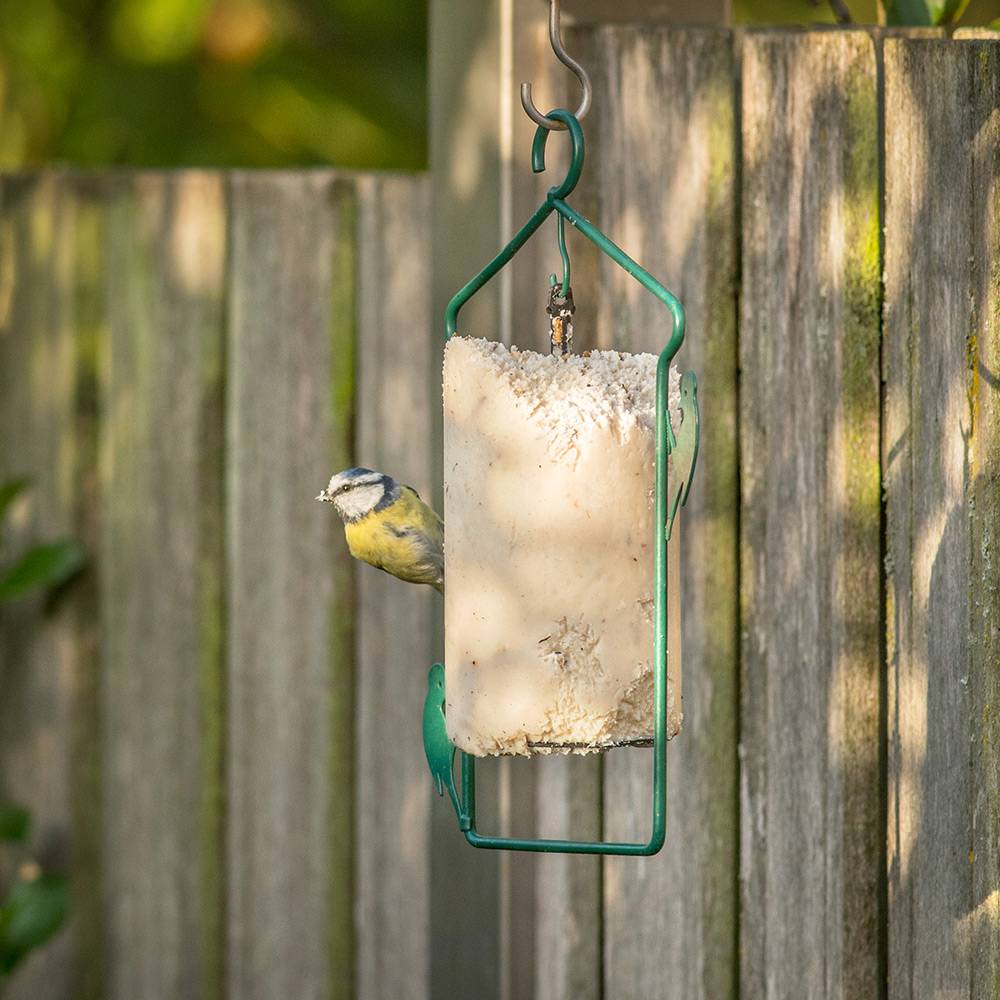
[316,489,332,502]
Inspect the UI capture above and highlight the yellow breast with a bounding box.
[344,486,443,590]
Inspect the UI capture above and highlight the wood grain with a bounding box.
[326,177,360,1000]
[740,31,881,1000]
[534,754,601,1000]
[67,174,106,1000]
[98,172,226,1000]
[586,26,740,1000]
[353,173,434,1000]
[225,172,350,1000]
[883,37,1000,1000]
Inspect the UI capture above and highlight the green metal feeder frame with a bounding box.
[422,103,699,856]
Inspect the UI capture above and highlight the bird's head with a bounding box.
[316,468,400,523]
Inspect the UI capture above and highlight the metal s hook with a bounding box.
[520,0,592,132]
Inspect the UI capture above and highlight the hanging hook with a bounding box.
[520,0,592,132]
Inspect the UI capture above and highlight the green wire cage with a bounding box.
[422,1,699,856]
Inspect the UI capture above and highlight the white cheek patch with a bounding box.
[335,483,383,522]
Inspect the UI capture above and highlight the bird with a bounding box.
[316,468,444,593]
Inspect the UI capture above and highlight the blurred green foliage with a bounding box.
[734,0,874,21]
[1,0,998,169]
[0,478,83,981]
[882,0,969,24]
[734,0,998,27]
[0,843,70,980]
[0,0,428,168]
[0,479,86,600]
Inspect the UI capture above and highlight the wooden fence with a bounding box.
[0,26,998,1000]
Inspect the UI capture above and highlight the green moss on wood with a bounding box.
[197,178,227,1000]
[326,177,358,1000]
[62,174,106,1000]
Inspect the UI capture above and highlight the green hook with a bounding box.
[531,108,584,202]
[534,109,580,295]
[445,107,584,340]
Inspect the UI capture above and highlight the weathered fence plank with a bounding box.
[883,37,1000,1000]
[587,26,740,1000]
[354,173,434,1000]
[66,176,105,1000]
[325,177,360,1000]
[0,174,85,1000]
[428,5,558,997]
[98,172,227,1000]
[740,30,881,1000]
[225,172,353,1000]
[533,755,601,1000]
[98,171,227,998]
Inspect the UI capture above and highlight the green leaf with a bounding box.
[0,541,87,602]
[0,478,31,526]
[936,0,971,23]
[0,804,30,843]
[885,0,934,23]
[0,874,69,976]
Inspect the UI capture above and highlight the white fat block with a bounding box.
[443,336,683,757]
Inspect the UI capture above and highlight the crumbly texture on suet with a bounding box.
[443,336,683,756]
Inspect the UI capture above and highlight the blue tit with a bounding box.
[316,468,444,593]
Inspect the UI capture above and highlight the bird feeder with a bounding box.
[423,2,699,856]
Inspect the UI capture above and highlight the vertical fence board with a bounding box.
[884,38,1000,1000]
[966,43,1000,990]
[67,175,106,1000]
[226,173,349,1000]
[98,173,226,1000]
[589,27,740,1000]
[428,3,507,994]
[354,173,433,1000]
[741,31,881,1000]
[0,174,82,999]
[326,179,359,1000]
[533,755,600,1000]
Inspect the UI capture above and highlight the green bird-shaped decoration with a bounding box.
[423,663,461,820]
[667,371,699,540]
